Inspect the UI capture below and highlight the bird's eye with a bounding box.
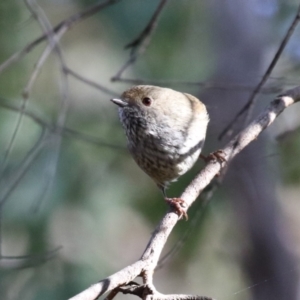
[142,97,152,106]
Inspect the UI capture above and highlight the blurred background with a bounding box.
[1,0,300,299]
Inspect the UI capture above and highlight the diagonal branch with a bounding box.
[0,129,47,207]
[0,0,121,74]
[65,67,119,96]
[218,2,300,141]
[0,246,62,269]
[124,0,169,51]
[0,98,124,150]
[111,0,169,81]
[68,86,300,300]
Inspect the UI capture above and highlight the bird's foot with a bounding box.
[165,197,188,220]
[200,150,226,164]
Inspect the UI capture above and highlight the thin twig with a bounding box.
[0,246,62,269]
[0,98,124,150]
[125,0,169,51]
[0,44,58,181]
[219,3,300,141]
[0,0,122,273]
[111,77,282,94]
[0,0,68,183]
[65,67,119,96]
[0,128,46,255]
[1,19,66,204]
[111,0,169,81]
[0,129,47,207]
[68,86,300,300]
[0,0,121,74]
[64,127,125,150]
[0,98,49,127]
[24,0,70,217]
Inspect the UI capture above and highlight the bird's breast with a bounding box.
[119,108,206,185]
[127,128,203,185]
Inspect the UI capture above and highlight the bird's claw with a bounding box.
[200,150,226,164]
[165,197,188,220]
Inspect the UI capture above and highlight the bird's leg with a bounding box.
[200,150,226,164]
[164,197,188,220]
[200,150,226,178]
[159,184,188,220]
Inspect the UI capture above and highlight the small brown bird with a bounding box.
[111,85,209,218]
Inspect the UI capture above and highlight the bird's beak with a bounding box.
[111,98,128,107]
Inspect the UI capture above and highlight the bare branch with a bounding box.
[111,0,169,81]
[125,0,169,51]
[68,85,300,300]
[18,0,71,221]
[219,3,300,141]
[65,67,119,97]
[110,77,282,94]
[0,129,47,207]
[0,0,121,74]
[0,98,124,150]
[0,246,62,269]
[0,44,59,179]
[0,0,67,175]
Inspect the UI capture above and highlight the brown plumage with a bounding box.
[111,85,209,218]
